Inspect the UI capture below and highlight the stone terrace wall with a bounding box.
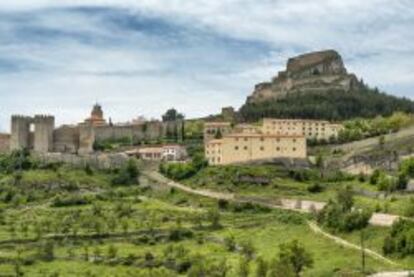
[35,152,129,169]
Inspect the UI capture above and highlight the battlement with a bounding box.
[11,115,33,121]
[34,115,55,124]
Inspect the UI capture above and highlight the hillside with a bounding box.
[240,50,414,121]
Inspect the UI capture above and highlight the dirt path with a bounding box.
[143,171,401,227]
[307,221,398,266]
[143,170,403,270]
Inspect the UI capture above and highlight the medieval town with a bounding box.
[1,2,414,277]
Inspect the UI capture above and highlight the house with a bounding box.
[125,144,187,161]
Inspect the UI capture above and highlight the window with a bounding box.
[293,147,296,151]
[244,146,248,150]
[235,146,239,150]
[260,138,264,142]
[235,138,239,142]
[293,138,296,143]
[244,138,248,142]
[260,146,264,151]
[276,138,280,142]
[276,147,280,151]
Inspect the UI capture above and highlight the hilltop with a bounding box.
[240,50,414,122]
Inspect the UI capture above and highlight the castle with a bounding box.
[5,104,183,155]
[247,50,363,103]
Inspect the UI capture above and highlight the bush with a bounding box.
[111,159,140,186]
[307,183,324,193]
[317,187,371,232]
[52,194,90,207]
[383,219,414,257]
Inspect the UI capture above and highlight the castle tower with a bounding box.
[33,115,55,153]
[82,103,107,127]
[10,115,33,150]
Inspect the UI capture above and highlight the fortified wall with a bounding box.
[0,133,10,152]
[8,109,184,155]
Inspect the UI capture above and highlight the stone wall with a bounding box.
[34,115,55,153]
[0,133,10,153]
[10,115,32,150]
[35,152,129,170]
[53,125,79,153]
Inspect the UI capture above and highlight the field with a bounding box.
[0,162,409,276]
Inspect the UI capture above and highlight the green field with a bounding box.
[0,153,412,276]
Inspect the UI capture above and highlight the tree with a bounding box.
[38,241,55,261]
[162,108,184,122]
[240,240,256,260]
[206,208,221,229]
[238,256,250,277]
[337,186,354,212]
[255,256,268,277]
[107,245,118,260]
[379,135,385,149]
[278,240,313,277]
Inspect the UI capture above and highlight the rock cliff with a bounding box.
[247,50,363,103]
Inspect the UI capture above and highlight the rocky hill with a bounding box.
[241,50,414,121]
[247,50,362,103]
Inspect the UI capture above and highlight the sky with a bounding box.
[0,0,413,131]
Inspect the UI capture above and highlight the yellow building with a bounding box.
[262,118,342,141]
[205,133,306,165]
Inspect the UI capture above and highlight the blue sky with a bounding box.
[0,0,413,131]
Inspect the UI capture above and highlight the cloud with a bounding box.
[0,0,413,131]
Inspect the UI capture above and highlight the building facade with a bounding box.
[205,133,306,165]
[262,118,343,141]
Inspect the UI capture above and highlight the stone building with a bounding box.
[9,104,184,155]
[262,118,343,141]
[10,115,55,153]
[0,133,10,153]
[205,133,306,165]
[82,103,107,126]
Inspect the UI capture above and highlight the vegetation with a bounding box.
[337,112,414,143]
[383,220,414,257]
[240,88,414,122]
[111,158,140,186]
[317,186,372,232]
[159,153,207,181]
[0,150,413,275]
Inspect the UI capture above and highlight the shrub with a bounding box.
[111,159,140,186]
[307,183,324,193]
[383,219,414,257]
[317,187,371,232]
[51,194,90,207]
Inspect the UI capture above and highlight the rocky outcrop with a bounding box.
[247,50,363,103]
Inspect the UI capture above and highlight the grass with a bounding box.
[0,164,411,276]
